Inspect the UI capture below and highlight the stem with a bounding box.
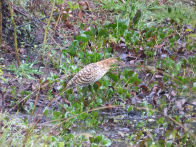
[0,0,2,45]
[8,1,20,66]
[42,0,55,60]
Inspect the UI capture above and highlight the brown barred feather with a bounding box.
[66,57,118,89]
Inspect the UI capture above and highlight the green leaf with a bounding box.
[98,28,109,37]
[132,10,142,25]
[53,111,61,118]
[43,108,49,117]
[107,72,119,82]
[128,106,133,112]
[168,7,172,13]
[124,69,134,79]
[102,138,112,146]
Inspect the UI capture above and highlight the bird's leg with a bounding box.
[90,85,97,102]
[81,86,89,108]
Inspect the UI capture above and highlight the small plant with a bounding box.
[8,61,42,80]
[89,134,112,146]
[0,65,7,82]
[67,1,79,11]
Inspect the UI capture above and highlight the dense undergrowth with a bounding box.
[0,0,196,146]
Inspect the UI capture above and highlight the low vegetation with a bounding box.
[0,0,196,146]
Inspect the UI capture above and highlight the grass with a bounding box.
[1,0,196,146]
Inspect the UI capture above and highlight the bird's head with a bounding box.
[102,57,119,67]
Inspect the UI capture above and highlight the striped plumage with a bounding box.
[66,57,118,89]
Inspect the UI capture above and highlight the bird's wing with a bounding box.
[66,63,99,89]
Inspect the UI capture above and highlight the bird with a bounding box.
[66,57,118,89]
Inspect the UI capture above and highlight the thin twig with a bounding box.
[31,82,41,115]
[42,1,55,47]
[8,1,20,66]
[0,0,2,45]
